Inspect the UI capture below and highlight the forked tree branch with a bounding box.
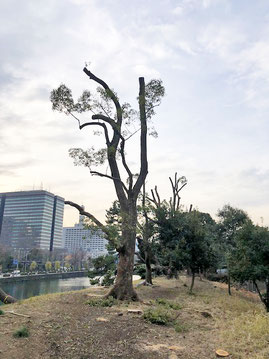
[80,122,110,145]
[64,201,109,236]
[90,171,128,194]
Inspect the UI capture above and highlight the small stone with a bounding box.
[117,312,124,316]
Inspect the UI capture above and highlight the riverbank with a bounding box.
[0,270,87,284]
[0,276,268,359]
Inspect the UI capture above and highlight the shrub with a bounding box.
[134,264,146,279]
[13,326,29,338]
[87,296,117,307]
[0,309,4,315]
[156,298,182,310]
[143,306,173,325]
[89,278,100,285]
[102,270,115,286]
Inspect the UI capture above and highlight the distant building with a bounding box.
[0,190,64,251]
[62,213,108,258]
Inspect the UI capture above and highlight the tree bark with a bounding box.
[189,270,195,294]
[228,272,232,296]
[145,251,153,285]
[0,287,17,304]
[107,202,138,300]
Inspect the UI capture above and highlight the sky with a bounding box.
[1,0,269,227]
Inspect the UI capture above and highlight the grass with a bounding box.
[156,297,182,310]
[87,296,117,307]
[143,306,174,325]
[13,326,29,338]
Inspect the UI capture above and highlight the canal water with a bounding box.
[1,276,91,301]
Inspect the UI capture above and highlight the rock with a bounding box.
[117,312,124,316]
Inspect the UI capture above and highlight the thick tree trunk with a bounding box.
[0,287,17,304]
[107,203,138,300]
[189,270,195,294]
[145,251,153,285]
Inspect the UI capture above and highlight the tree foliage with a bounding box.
[229,222,269,311]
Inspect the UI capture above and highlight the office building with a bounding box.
[63,213,108,258]
[0,190,64,251]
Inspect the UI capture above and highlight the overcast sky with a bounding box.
[1,0,269,227]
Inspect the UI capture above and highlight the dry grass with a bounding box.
[0,276,268,359]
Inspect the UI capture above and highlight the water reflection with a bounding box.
[1,277,91,300]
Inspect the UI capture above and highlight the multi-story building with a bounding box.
[62,213,108,258]
[0,190,64,251]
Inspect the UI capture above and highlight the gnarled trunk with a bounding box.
[0,287,16,304]
[107,202,138,300]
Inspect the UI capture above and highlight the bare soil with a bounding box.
[0,276,265,359]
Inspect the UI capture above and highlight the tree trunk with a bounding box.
[107,202,138,300]
[145,251,153,285]
[0,287,17,304]
[228,272,232,296]
[189,270,195,294]
[265,280,269,312]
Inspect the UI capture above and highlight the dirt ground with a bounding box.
[0,276,265,359]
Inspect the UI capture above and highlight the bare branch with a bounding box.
[83,67,122,126]
[120,140,133,190]
[64,201,110,236]
[133,77,148,197]
[79,121,110,145]
[90,171,128,194]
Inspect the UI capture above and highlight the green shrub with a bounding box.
[156,298,182,310]
[0,309,4,315]
[13,326,29,338]
[87,296,117,307]
[89,278,99,285]
[143,306,173,325]
[102,270,115,286]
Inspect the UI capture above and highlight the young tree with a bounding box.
[216,204,250,295]
[54,261,61,272]
[51,66,164,300]
[178,210,216,293]
[45,261,52,272]
[229,222,269,312]
[30,261,37,272]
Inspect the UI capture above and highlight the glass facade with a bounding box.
[0,190,64,251]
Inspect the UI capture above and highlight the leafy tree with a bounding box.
[229,222,269,312]
[45,261,52,272]
[148,173,188,278]
[54,261,61,271]
[51,66,164,300]
[216,204,250,295]
[29,261,37,272]
[178,211,216,293]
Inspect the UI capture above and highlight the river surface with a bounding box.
[1,276,91,300]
